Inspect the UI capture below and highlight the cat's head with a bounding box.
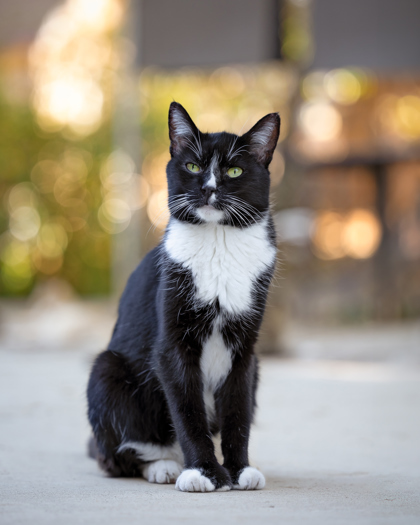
[166,102,280,227]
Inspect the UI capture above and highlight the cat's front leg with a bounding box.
[157,346,232,492]
[216,354,266,490]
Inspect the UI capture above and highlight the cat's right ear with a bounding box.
[168,102,200,157]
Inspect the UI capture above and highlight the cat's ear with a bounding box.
[168,102,200,157]
[243,113,280,167]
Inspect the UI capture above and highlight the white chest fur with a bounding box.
[200,321,232,421]
[164,217,276,315]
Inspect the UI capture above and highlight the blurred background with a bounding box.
[1,0,420,357]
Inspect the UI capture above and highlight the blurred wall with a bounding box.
[139,0,280,67]
[312,0,420,71]
[0,0,61,47]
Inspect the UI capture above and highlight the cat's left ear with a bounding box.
[168,102,201,157]
[243,113,280,167]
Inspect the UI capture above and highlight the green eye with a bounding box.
[186,163,201,173]
[227,167,243,178]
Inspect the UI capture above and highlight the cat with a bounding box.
[87,102,280,492]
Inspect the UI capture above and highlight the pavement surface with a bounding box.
[1,339,420,524]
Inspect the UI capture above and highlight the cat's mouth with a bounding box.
[195,204,225,223]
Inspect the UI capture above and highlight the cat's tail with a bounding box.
[87,435,98,459]
[86,433,139,477]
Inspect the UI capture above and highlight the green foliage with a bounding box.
[0,81,112,296]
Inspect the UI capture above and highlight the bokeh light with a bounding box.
[375,93,420,143]
[29,0,123,136]
[312,209,382,260]
[9,207,41,242]
[299,101,343,142]
[324,69,362,105]
[0,237,34,292]
[342,209,382,259]
[396,95,420,139]
[147,189,169,230]
[312,211,347,260]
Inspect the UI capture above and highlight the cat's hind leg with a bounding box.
[117,441,183,484]
[87,349,178,479]
[142,459,183,483]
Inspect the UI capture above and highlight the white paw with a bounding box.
[175,469,215,492]
[142,459,183,484]
[234,467,265,490]
[216,485,231,492]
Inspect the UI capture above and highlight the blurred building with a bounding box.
[312,0,420,72]
[280,0,420,324]
[0,0,60,48]
[0,0,420,342]
[139,0,281,67]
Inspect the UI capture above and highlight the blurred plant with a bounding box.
[281,0,314,66]
[1,41,298,296]
[0,81,113,295]
[0,0,125,296]
[29,0,124,137]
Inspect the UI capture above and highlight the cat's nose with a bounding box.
[201,186,216,204]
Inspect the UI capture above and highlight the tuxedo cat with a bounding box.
[87,102,280,492]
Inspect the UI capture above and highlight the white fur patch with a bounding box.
[206,172,216,188]
[204,154,218,189]
[196,205,224,223]
[117,441,183,465]
[165,216,276,315]
[142,459,183,484]
[172,113,192,137]
[251,124,274,146]
[234,467,265,490]
[175,469,215,492]
[216,485,231,492]
[200,321,232,421]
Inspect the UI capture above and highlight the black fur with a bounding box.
[87,102,280,489]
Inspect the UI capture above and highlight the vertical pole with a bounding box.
[112,0,142,296]
[373,163,396,318]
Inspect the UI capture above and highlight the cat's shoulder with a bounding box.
[120,246,162,299]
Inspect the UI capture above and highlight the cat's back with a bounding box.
[108,246,161,353]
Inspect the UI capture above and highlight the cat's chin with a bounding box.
[195,205,224,223]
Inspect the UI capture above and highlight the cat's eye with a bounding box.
[186,163,201,173]
[227,167,243,178]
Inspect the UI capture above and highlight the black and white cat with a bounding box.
[87,102,280,492]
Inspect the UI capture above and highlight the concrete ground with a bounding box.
[1,337,420,525]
